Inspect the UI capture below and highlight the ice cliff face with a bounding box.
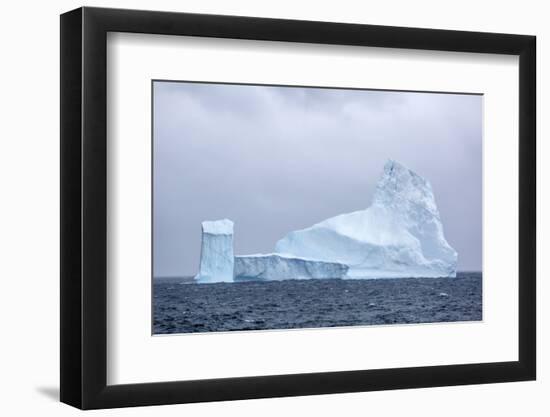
[194,219,235,283]
[275,160,457,278]
[234,254,349,281]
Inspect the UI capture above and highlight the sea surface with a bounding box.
[153,272,482,334]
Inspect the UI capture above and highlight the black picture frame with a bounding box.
[60,6,536,410]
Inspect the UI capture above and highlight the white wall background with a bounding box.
[0,0,545,415]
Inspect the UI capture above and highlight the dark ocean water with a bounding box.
[153,272,482,334]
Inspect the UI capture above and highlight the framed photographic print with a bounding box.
[60,6,536,409]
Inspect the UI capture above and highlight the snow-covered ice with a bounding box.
[275,160,457,278]
[234,253,349,281]
[194,219,235,283]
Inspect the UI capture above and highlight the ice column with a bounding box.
[194,219,234,283]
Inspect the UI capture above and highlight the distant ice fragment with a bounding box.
[234,253,349,281]
[275,160,458,278]
[194,219,234,283]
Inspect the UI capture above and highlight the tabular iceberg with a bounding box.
[234,254,349,281]
[194,219,235,283]
[275,160,457,278]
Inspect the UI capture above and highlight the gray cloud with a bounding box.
[153,81,482,277]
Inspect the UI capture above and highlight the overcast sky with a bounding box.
[153,81,482,277]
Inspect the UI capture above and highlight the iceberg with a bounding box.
[193,160,457,282]
[275,160,457,278]
[234,254,349,281]
[194,219,235,283]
